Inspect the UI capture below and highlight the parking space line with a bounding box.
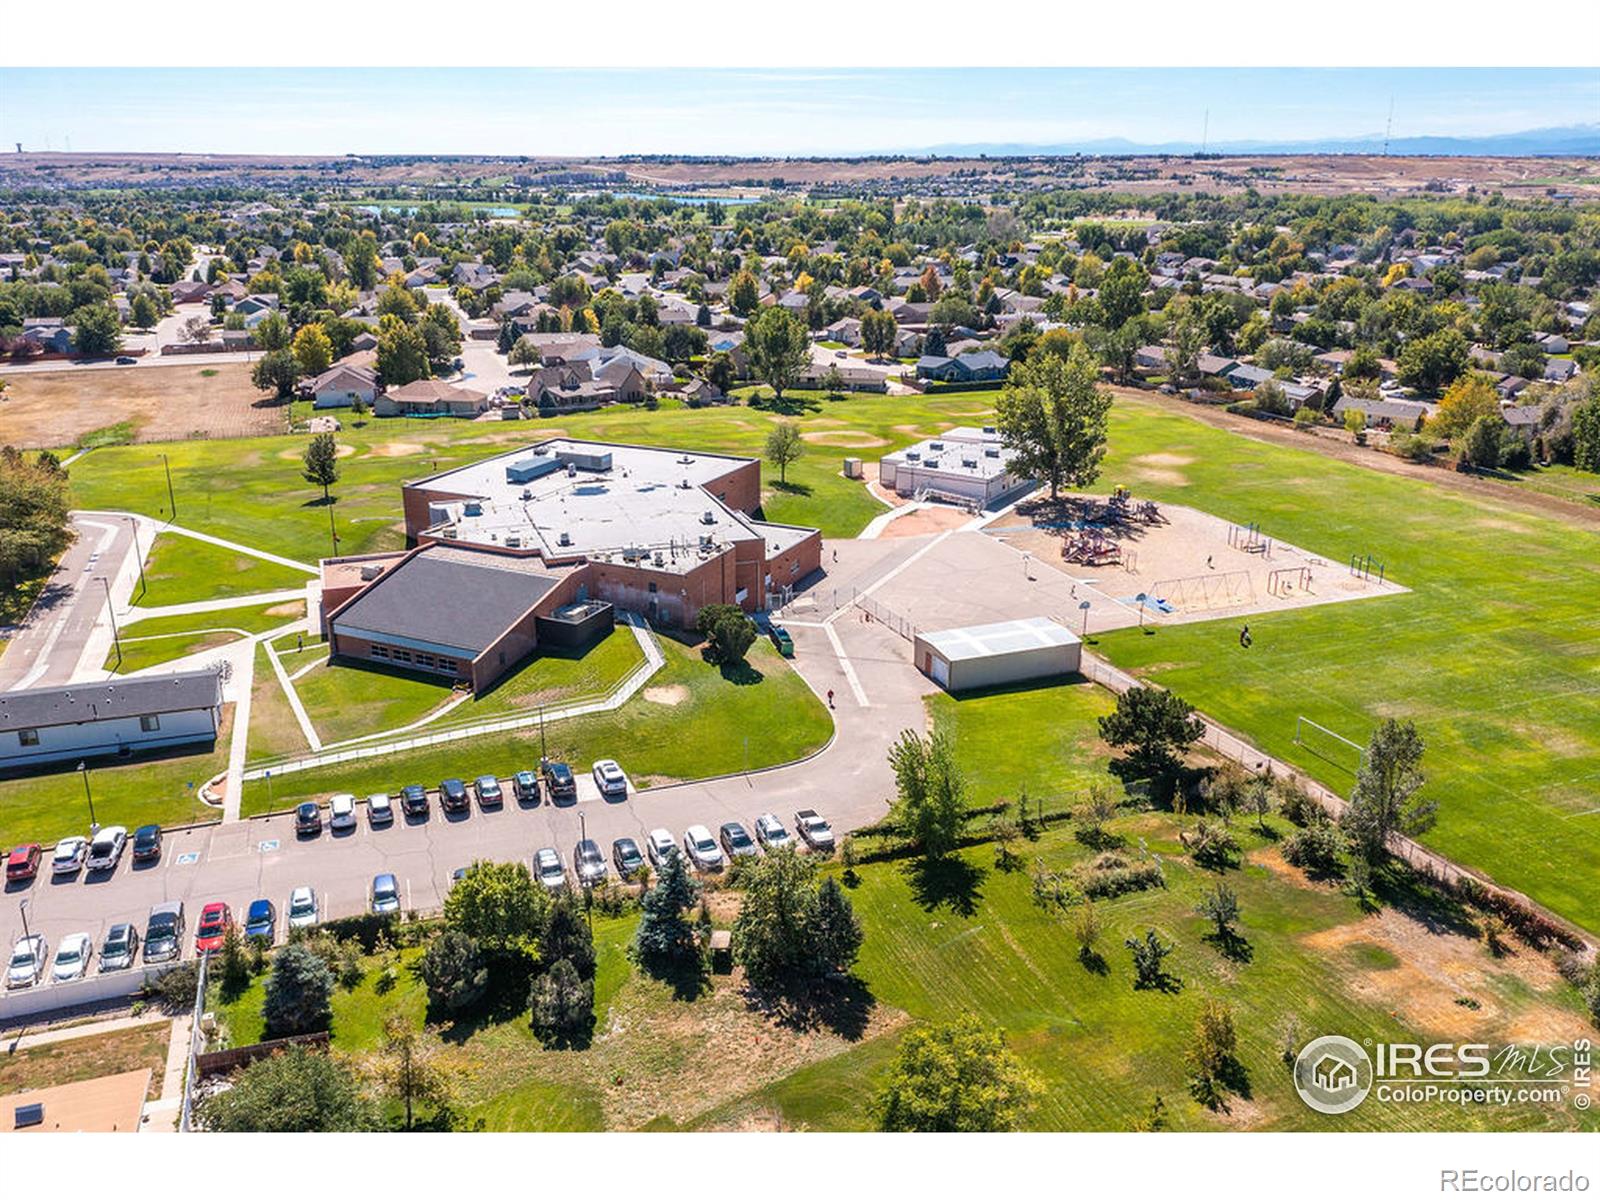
[823,622,870,708]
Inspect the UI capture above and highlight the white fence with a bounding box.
[0,961,180,1025]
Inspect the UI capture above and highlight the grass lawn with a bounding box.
[246,644,311,762]
[1500,461,1600,508]
[240,635,830,815]
[132,532,313,607]
[106,599,305,675]
[291,658,461,747]
[0,707,229,846]
[0,1022,171,1101]
[1088,394,1600,934]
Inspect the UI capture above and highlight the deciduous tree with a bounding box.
[873,1017,1042,1132]
[1343,718,1432,863]
[764,420,805,484]
[199,1046,376,1132]
[993,345,1111,499]
[747,306,810,404]
[887,728,969,861]
[300,432,341,502]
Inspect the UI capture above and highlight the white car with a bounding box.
[51,837,88,876]
[645,827,678,868]
[591,759,628,798]
[86,825,129,871]
[754,813,791,850]
[367,793,393,825]
[682,825,725,872]
[7,935,47,989]
[287,886,319,929]
[534,847,567,892]
[329,793,357,831]
[52,932,93,982]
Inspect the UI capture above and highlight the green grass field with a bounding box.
[106,599,306,675]
[290,657,461,747]
[240,635,830,815]
[0,712,229,845]
[132,532,313,606]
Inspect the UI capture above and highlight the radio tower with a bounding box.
[1382,96,1395,157]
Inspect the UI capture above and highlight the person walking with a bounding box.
[1239,624,1252,648]
[826,688,835,709]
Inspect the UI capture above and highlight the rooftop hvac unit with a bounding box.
[929,441,944,450]
[566,463,577,477]
[557,531,572,547]
[961,456,978,468]
[678,454,695,464]
[699,534,714,551]
[653,552,665,566]
[925,458,940,469]
[982,425,997,435]
[505,536,521,548]
[678,478,692,489]
[906,450,921,461]
[700,510,716,525]
[441,529,458,539]
[521,488,532,500]
[984,447,1000,457]
[359,564,384,581]
[463,500,482,516]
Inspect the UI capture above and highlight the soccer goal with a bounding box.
[1293,716,1365,775]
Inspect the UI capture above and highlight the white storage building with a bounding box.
[0,669,225,771]
[913,616,1082,692]
[877,426,1028,508]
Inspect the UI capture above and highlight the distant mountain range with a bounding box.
[914,125,1600,158]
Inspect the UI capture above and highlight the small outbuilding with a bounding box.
[913,616,1081,692]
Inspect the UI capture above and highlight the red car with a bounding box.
[5,844,42,883]
[194,902,233,954]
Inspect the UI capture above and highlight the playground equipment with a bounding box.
[1063,529,1122,566]
[1121,548,1139,573]
[1148,569,1255,613]
[1136,499,1164,524]
[1267,566,1313,597]
[1228,521,1272,557]
[1349,552,1387,583]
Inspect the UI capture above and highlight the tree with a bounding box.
[70,304,122,356]
[1188,998,1242,1109]
[764,420,805,484]
[705,350,735,395]
[1166,306,1206,387]
[376,283,419,322]
[363,1016,459,1130]
[1197,881,1241,939]
[861,308,898,359]
[251,349,300,399]
[180,314,212,344]
[993,345,1112,499]
[733,847,863,987]
[443,860,548,959]
[130,292,160,330]
[509,337,542,369]
[261,943,335,1037]
[199,1047,377,1132]
[1125,928,1176,990]
[529,958,593,1047]
[1569,397,1600,473]
[887,728,969,860]
[873,1016,1043,1132]
[1098,258,1150,328]
[253,312,291,352]
[1397,327,1468,394]
[810,875,864,977]
[728,269,760,317]
[1098,686,1206,784]
[0,448,72,592]
[540,892,596,981]
[694,602,757,665]
[1079,783,1118,846]
[633,850,700,970]
[747,306,811,404]
[292,323,334,377]
[301,432,341,502]
[1343,718,1433,864]
[1427,375,1501,440]
[1073,901,1104,965]
[1460,414,1506,470]
[377,314,430,387]
[417,930,489,1014]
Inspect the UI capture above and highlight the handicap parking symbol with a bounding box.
[175,851,201,866]
[258,839,280,854]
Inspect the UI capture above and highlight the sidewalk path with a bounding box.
[78,510,320,575]
[3,1012,168,1052]
[123,589,308,623]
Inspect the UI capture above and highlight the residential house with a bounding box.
[375,380,490,419]
[308,362,379,409]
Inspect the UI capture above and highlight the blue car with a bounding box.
[244,899,276,941]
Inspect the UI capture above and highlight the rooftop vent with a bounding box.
[566,463,577,477]
[678,478,692,489]
[358,564,384,581]
[521,489,532,501]
[700,510,716,525]
[984,447,1000,458]
[557,531,572,547]
[653,552,665,567]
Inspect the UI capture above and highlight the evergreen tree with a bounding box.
[262,943,335,1037]
[540,892,596,981]
[633,850,699,969]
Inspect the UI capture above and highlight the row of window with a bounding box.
[369,644,459,674]
[15,713,161,747]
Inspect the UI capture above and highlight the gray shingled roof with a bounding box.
[0,669,222,733]
[331,549,560,656]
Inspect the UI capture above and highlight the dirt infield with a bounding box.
[2,362,282,449]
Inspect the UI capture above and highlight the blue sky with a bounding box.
[1,69,1594,156]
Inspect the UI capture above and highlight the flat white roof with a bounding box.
[919,616,1080,662]
[882,426,1017,482]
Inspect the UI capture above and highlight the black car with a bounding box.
[512,770,540,804]
[131,823,163,862]
[542,760,577,802]
[473,775,503,809]
[295,802,322,836]
[400,784,429,818]
[612,837,644,879]
[439,778,470,814]
[114,355,137,365]
[719,821,759,861]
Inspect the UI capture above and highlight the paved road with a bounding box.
[0,514,141,691]
[0,615,932,984]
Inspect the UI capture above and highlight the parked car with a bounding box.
[542,760,577,802]
[719,821,758,860]
[51,836,88,876]
[683,825,725,872]
[439,778,469,814]
[591,759,627,798]
[6,843,42,882]
[329,793,357,832]
[367,793,394,825]
[612,837,644,879]
[131,823,162,862]
[195,902,233,954]
[295,801,322,836]
[114,355,136,365]
[769,625,794,657]
[573,839,608,886]
[400,784,429,819]
[534,847,567,892]
[6,935,47,989]
[474,775,504,808]
[287,886,318,930]
[144,901,184,962]
[794,809,836,854]
[371,873,401,914]
[99,924,139,972]
[512,770,541,804]
[645,827,677,868]
[450,867,469,887]
[244,899,277,941]
[86,825,129,872]
[754,813,791,850]
[52,932,92,982]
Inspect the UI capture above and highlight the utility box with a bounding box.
[843,456,863,479]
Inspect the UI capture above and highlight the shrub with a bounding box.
[1078,852,1165,899]
[418,930,489,1014]
[1282,822,1345,877]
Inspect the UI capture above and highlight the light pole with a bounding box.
[129,517,148,601]
[161,452,177,519]
[538,704,547,762]
[78,760,98,834]
[18,899,31,944]
[1079,598,1092,641]
[327,502,340,557]
[100,577,122,669]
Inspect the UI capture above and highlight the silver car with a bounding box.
[573,839,608,886]
[682,825,725,872]
[534,847,567,892]
[99,924,139,971]
[287,886,319,929]
[51,837,88,876]
[7,935,47,989]
[591,759,628,798]
[52,932,92,982]
[370,874,401,914]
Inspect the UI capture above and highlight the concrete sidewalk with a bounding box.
[3,1012,168,1052]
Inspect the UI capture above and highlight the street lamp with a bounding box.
[78,760,98,834]
[100,577,123,669]
[1079,598,1092,641]
[161,452,177,519]
[18,899,31,944]
[129,517,148,601]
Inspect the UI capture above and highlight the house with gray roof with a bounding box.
[0,669,224,771]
